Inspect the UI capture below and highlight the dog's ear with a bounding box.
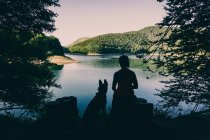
[104,79,108,86]
[99,80,102,86]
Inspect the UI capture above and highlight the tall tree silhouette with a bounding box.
[0,0,60,112]
[144,0,210,111]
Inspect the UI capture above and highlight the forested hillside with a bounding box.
[68,26,168,54]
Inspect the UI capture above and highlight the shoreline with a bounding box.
[48,55,78,65]
[87,53,103,56]
[68,53,134,56]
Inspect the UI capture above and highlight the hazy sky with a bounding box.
[49,0,166,46]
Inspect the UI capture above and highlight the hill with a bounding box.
[69,37,90,46]
[68,26,168,54]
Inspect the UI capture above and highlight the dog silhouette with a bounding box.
[82,79,108,127]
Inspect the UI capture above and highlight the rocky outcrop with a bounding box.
[43,96,79,120]
[111,96,153,127]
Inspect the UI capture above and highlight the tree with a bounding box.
[30,34,64,56]
[0,0,60,112]
[147,0,210,112]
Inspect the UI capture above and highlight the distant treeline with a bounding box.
[68,26,168,54]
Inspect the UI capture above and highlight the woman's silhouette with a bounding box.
[111,55,138,116]
[112,55,138,96]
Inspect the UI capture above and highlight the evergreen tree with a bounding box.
[0,0,60,112]
[151,0,210,111]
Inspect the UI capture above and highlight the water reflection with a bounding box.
[52,54,168,115]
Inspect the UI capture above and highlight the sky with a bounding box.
[49,0,166,46]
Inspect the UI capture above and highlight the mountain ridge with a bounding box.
[69,37,90,46]
[68,26,168,54]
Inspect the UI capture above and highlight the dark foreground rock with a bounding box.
[43,96,79,120]
[110,95,153,128]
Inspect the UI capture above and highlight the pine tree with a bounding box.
[152,0,210,112]
[0,0,60,112]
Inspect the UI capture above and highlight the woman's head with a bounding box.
[119,55,129,68]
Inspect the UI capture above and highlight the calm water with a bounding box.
[52,54,168,115]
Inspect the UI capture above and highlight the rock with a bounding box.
[111,96,153,127]
[43,96,79,123]
[136,98,148,104]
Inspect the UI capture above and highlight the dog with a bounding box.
[82,79,108,127]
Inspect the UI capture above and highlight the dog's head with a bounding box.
[98,79,108,95]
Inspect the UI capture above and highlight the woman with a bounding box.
[112,55,138,96]
[111,55,138,116]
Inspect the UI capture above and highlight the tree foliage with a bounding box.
[29,34,64,56]
[147,0,210,111]
[0,0,59,33]
[0,0,60,111]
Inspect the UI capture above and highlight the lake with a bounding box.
[52,54,168,115]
